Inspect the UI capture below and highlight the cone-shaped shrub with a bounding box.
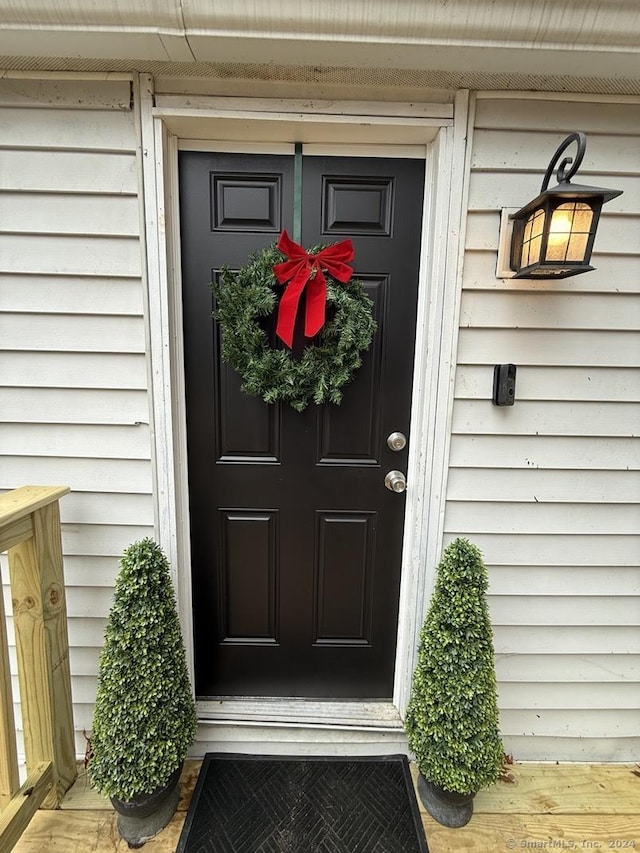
[405,538,503,794]
[88,539,197,801]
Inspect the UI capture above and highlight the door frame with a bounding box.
[136,73,472,733]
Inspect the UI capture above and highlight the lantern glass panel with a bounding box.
[521,207,545,267]
[545,202,593,262]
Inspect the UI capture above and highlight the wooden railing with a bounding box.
[0,486,76,851]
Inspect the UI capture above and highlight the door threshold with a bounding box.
[196,698,404,732]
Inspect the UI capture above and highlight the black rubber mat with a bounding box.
[177,753,429,853]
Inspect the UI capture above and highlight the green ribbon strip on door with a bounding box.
[293,142,303,244]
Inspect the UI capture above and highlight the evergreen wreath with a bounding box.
[212,242,377,412]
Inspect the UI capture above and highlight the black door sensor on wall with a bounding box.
[493,364,517,406]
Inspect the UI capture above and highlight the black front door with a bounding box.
[179,151,425,698]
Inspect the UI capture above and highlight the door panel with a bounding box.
[179,151,425,698]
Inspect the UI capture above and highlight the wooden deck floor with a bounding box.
[11,760,640,852]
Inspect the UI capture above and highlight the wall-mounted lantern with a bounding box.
[507,132,622,279]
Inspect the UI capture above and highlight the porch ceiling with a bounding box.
[0,0,639,89]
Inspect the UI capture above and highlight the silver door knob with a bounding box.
[385,470,407,493]
[387,432,407,451]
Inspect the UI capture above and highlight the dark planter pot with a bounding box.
[417,773,475,828]
[111,763,183,848]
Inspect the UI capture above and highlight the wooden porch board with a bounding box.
[8,810,184,853]
[471,762,640,815]
[422,814,640,852]
[11,761,640,853]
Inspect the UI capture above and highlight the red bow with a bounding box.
[272,230,354,348]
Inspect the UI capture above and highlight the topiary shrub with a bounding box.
[404,538,503,795]
[88,538,197,801]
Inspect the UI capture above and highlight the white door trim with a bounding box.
[394,89,473,714]
[139,73,471,742]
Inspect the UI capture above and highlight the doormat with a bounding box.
[176,753,429,853]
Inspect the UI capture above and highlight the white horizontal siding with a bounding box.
[1,313,145,351]
[1,457,152,492]
[447,502,639,534]
[68,676,105,705]
[0,106,136,151]
[60,493,154,526]
[68,647,102,675]
[493,625,640,655]
[470,129,640,176]
[489,596,640,626]
[0,78,131,111]
[0,423,152,458]
[467,176,639,216]
[450,435,639,469]
[0,352,147,389]
[447,469,638,503]
[498,709,638,739]
[498,682,640,710]
[452,400,639,436]
[495,654,639,683]
[0,80,153,766]
[474,99,640,136]
[501,737,636,763]
[0,193,140,236]
[444,533,638,566]
[463,248,639,292]
[64,618,108,648]
[0,150,137,194]
[447,94,640,761]
[0,234,141,276]
[489,566,640,596]
[62,524,154,556]
[457,329,638,365]
[0,275,144,314]
[0,388,150,424]
[459,291,640,331]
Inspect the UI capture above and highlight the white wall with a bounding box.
[0,76,154,758]
[449,94,640,760]
[2,76,638,765]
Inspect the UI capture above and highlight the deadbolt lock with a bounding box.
[387,432,407,451]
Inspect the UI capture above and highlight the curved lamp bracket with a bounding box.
[540,131,586,191]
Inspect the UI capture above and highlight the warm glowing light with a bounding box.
[545,203,593,262]
[548,212,572,242]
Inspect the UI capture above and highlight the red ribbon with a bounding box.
[272,230,354,348]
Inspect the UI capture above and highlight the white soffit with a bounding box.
[0,0,639,82]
